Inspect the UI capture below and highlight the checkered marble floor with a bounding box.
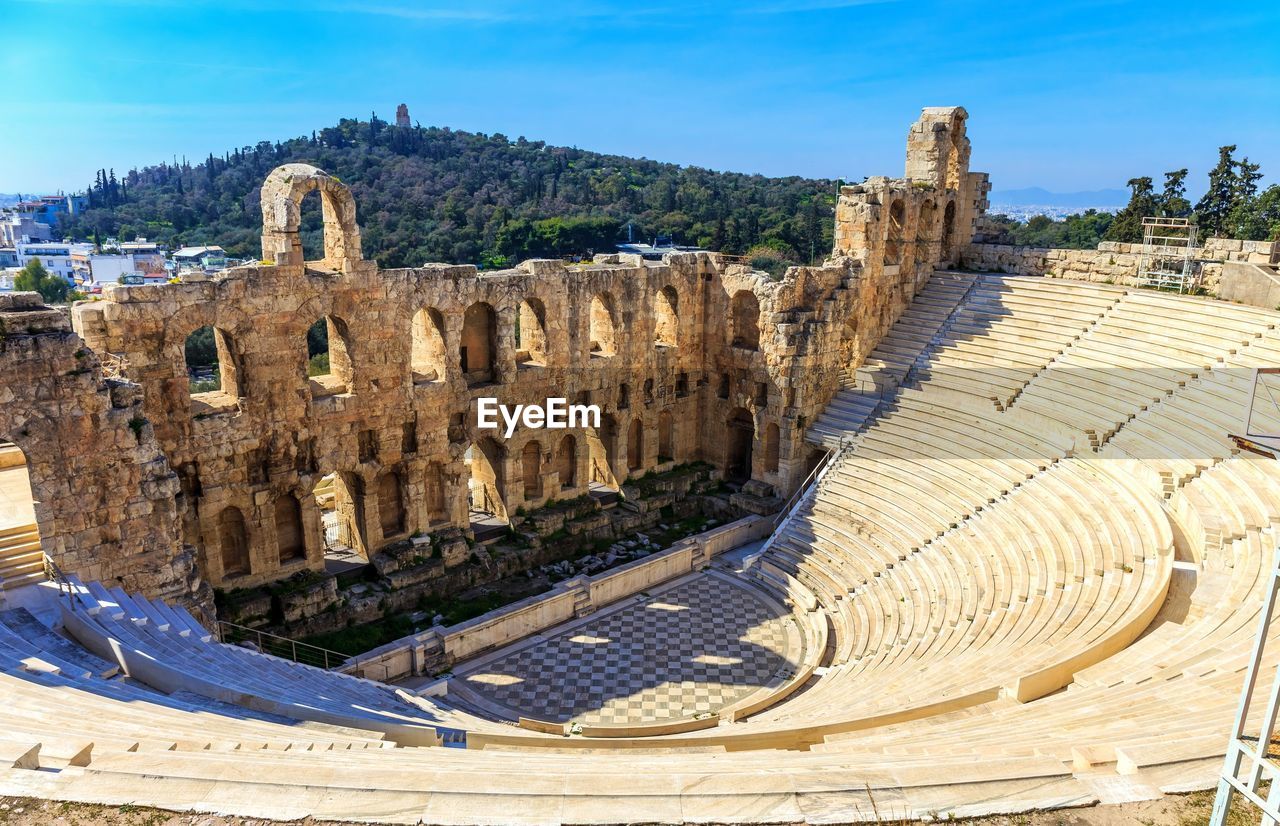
[454,574,800,725]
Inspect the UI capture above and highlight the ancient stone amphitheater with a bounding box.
[1,106,1279,823]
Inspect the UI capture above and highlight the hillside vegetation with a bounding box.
[66,113,837,270]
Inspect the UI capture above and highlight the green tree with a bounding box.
[1227,156,1264,237]
[1158,169,1191,217]
[1195,145,1238,236]
[1234,184,1280,241]
[13,257,69,304]
[1103,177,1157,243]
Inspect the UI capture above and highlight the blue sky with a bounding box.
[2,0,1277,196]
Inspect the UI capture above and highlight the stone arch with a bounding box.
[589,292,619,356]
[516,297,548,367]
[654,285,678,348]
[377,470,405,539]
[306,316,354,395]
[260,163,362,270]
[184,325,241,401]
[274,493,305,564]
[726,407,755,482]
[730,290,760,350]
[763,421,780,474]
[886,199,906,266]
[461,301,497,386]
[627,417,644,473]
[658,410,674,462]
[0,439,44,583]
[467,438,507,524]
[217,505,251,579]
[521,440,543,500]
[556,434,577,488]
[411,307,448,384]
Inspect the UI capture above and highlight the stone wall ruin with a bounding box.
[2,107,981,607]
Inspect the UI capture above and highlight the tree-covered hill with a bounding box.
[66,113,839,270]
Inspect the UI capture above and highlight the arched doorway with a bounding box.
[726,408,755,483]
[467,438,507,526]
[593,415,619,486]
[627,418,644,473]
[274,493,305,564]
[0,439,44,589]
[217,505,251,579]
[377,471,406,540]
[521,440,543,500]
[461,302,497,385]
[658,411,674,462]
[312,471,367,565]
[556,435,577,489]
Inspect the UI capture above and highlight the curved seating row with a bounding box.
[3,274,1280,823]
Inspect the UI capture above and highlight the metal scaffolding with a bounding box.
[1214,369,1280,824]
[1138,216,1200,293]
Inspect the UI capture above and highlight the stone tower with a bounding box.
[395,103,410,128]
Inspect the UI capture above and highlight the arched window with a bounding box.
[658,411,674,462]
[218,506,250,578]
[618,383,630,410]
[521,440,543,500]
[377,471,405,539]
[411,307,447,383]
[763,422,780,473]
[886,199,906,266]
[643,378,654,406]
[516,298,548,367]
[730,291,760,350]
[461,302,497,385]
[654,286,678,348]
[307,316,353,394]
[185,325,240,400]
[557,435,577,488]
[274,494,305,564]
[589,293,618,356]
[627,418,644,472]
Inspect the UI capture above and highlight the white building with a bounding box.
[16,241,93,284]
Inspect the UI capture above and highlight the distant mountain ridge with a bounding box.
[988,186,1127,208]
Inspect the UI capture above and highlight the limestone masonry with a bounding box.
[0,107,982,611]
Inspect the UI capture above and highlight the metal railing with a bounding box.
[743,446,846,571]
[216,620,348,671]
[1211,541,1280,824]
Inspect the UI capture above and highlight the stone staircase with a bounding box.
[0,523,43,591]
[807,270,978,449]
